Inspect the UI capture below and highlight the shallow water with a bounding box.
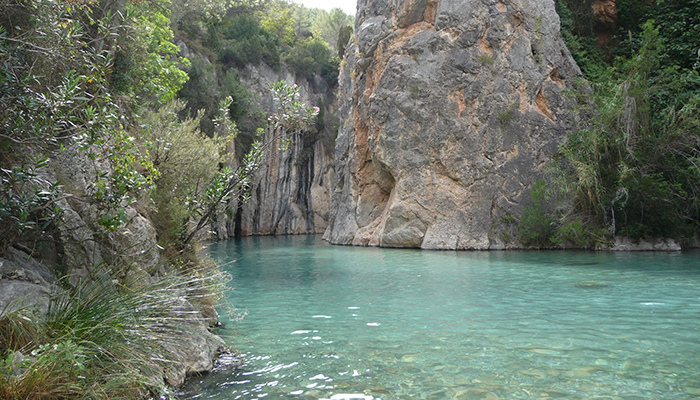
[181,235,700,400]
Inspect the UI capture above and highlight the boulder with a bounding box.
[0,247,53,315]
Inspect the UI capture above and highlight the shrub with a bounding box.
[518,180,556,247]
[285,36,333,78]
[0,268,231,400]
[136,99,226,246]
[0,158,62,253]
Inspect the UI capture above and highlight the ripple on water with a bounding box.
[180,238,700,400]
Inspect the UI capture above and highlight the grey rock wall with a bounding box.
[236,64,335,236]
[324,0,584,249]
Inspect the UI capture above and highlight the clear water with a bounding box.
[181,235,700,400]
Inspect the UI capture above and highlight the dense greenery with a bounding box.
[177,0,352,137]
[527,0,700,247]
[1,0,341,395]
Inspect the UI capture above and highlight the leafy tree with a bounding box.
[285,36,333,79]
[223,72,267,157]
[111,1,189,106]
[337,24,353,59]
[312,8,354,53]
[258,3,295,46]
[219,13,281,68]
[291,3,314,38]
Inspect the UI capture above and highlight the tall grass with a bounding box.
[0,267,231,399]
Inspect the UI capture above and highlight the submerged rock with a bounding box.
[324,0,584,249]
[575,280,608,288]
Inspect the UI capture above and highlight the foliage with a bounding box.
[224,72,267,156]
[136,99,228,246]
[0,38,114,153]
[171,0,240,25]
[555,0,609,81]
[651,0,700,71]
[219,14,280,69]
[0,268,230,399]
[177,57,220,134]
[0,158,62,252]
[550,17,700,244]
[183,138,264,245]
[285,36,333,80]
[1,0,174,241]
[110,0,190,106]
[337,24,353,59]
[312,8,354,53]
[518,180,556,247]
[290,3,313,39]
[268,81,320,145]
[175,1,346,139]
[136,95,259,246]
[258,4,296,46]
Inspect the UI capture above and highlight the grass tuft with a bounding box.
[0,265,230,399]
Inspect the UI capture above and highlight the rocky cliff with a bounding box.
[234,64,335,236]
[324,0,584,249]
[0,145,227,387]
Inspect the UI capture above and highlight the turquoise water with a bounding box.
[181,235,700,400]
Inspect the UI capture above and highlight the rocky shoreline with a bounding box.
[0,245,233,389]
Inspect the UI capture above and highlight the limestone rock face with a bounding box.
[240,131,334,235]
[236,64,335,236]
[50,146,160,280]
[324,0,583,249]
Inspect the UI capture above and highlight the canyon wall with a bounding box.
[235,64,335,236]
[324,0,584,249]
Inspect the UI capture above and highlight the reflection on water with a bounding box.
[181,235,700,399]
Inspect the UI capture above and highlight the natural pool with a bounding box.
[180,235,700,400]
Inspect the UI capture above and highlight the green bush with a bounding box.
[219,14,280,69]
[518,180,556,247]
[553,17,700,242]
[0,158,62,252]
[136,100,226,246]
[518,206,556,247]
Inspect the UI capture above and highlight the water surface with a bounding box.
[182,235,700,400]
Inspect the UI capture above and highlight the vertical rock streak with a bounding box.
[324,0,583,249]
[236,64,335,236]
